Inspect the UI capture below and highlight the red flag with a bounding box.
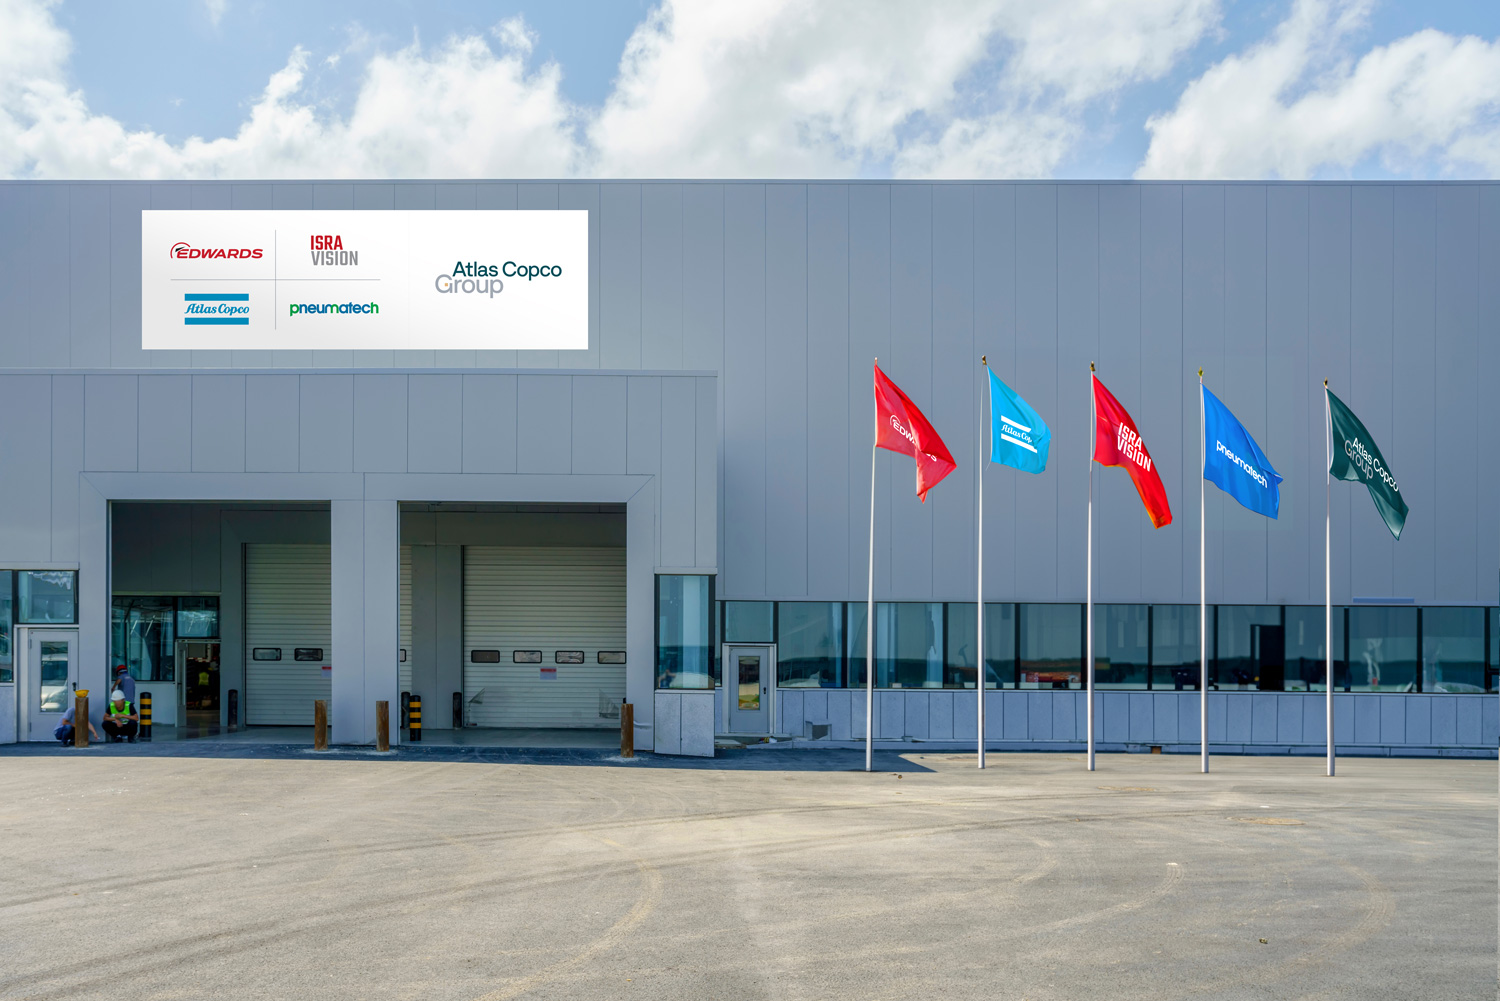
[1092,374,1172,529]
[874,364,956,502]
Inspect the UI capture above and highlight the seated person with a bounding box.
[54,705,100,746]
[102,690,139,743]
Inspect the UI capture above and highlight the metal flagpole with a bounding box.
[977,356,987,769]
[1200,370,1208,774]
[1325,380,1334,778]
[866,359,878,773]
[1087,363,1096,771]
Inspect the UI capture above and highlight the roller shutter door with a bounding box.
[399,545,412,695]
[244,544,332,725]
[463,546,625,728]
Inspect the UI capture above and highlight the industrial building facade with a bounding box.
[0,179,1496,756]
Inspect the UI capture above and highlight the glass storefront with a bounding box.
[657,575,713,689]
[695,599,1496,694]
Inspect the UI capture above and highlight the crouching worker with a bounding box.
[103,690,139,743]
[54,704,100,746]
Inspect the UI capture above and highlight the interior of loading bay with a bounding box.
[110,501,627,742]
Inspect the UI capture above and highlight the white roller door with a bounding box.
[244,544,331,726]
[399,545,412,696]
[463,546,625,729]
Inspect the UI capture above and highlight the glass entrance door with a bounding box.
[726,645,773,734]
[177,640,222,730]
[23,629,79,742]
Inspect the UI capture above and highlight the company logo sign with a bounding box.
[143,210,588,350]
[310,234,358,266]
[183,293,249,325]
[170,242,264,260]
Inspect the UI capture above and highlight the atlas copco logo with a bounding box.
[434,259,563,297]
[170,242,264,260]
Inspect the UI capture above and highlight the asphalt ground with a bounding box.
[0,745,1492,1000]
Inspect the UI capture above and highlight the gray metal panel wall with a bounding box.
[0,179,1493,606]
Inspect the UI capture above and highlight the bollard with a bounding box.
[74,691,89,748]
[314,699,328,750]
[620,701,634,758]
[376,701,390,752]
[453,691,463,729]
[408,694,422,742]
[139,691,153,741]
[400,691,410,733]
[227,689,239,732]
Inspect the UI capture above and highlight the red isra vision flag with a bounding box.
[1092,374,1172,529]
[874,364,956,502]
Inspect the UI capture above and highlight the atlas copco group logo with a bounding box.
[434,259,563,297]
[169,242,264,260]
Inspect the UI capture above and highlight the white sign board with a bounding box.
[141,210,588,350]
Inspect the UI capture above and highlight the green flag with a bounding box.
[1327,387,1408,540]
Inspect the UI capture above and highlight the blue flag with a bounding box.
[988,369,1049,474]
[1202,384,1281,518]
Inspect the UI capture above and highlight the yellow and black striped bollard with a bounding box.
[139,691,152,741]
[408,694,421,742]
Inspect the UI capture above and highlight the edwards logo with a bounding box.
[170,242,263,260]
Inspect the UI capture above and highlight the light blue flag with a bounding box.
[988,368,1049,474]
[1202,384,1281,518]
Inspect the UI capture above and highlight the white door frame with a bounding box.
[17,627,81,742]
[721,642,776,735]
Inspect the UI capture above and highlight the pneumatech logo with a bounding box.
[170,242,263,260]
[289,302,380,317]
[183,293,249,325]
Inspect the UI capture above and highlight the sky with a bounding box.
[3,0,1499,180]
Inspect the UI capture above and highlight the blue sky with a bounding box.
[6,0,1500,180]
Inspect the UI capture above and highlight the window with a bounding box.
[945,603,1016,689]
[1151,605,1201,690]
[1346,606,1419,692]
[1094,605,1150,689]
[846,602,942,688]
[657,575,713,689]
[724,601,773,643]
[111,596,176,682]
[1283,607,1342,692]
[251,648,281,661]
[0,571,11,683]
[177,597,219,638]
[1019,604,1082,689]
[293,648,324,662]
[18,570,76,624]
[1422,607,1485,693]
[1215,606,1281,690]
[777,602,843,688]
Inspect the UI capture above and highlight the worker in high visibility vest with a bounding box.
[103,690,139,743]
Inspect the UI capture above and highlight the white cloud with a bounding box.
[592,0,1219,178]
[203,0,228,29]
[0,0,1219,180]
[1138,0,1500,179]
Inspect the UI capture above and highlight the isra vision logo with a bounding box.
[183,293,249,325]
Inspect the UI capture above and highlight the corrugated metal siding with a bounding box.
[462,546,626,728]
[244,544,331,726]
[399,545,412,695]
